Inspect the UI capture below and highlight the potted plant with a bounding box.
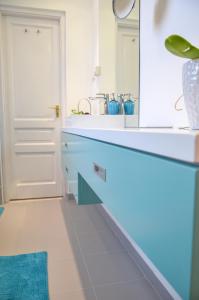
[165,35,199,129]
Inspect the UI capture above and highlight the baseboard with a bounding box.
[96,204,182,300]
[67,193,75,200]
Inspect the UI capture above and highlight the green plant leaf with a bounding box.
[165,35,199,59]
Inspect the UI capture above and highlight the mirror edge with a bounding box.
[112,0,136,19]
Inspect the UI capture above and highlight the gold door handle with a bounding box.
[49,105,61,118]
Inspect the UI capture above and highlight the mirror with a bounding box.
[98,0,139,127]
[113,0,136,19]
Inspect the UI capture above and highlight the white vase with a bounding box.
[182,59,199,130]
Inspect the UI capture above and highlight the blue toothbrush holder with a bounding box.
[108,99,120,115]
[124,99,135,115]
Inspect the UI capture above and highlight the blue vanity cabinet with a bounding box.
[61,132,199,300]
[61,133,78,199]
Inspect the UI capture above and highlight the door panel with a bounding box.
[117,25,139,95]
[117,23,139,113]
[15,129,53,143]
[16,154,55,182]
[3,16,62,199]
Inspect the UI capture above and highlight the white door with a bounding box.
[2,15,63,200]
[117,23,139,99]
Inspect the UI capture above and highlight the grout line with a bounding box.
[92,278,145,288]
[144,277,164,300]
[115,235,165,299]
[95,207,147,277]
[71,224,98,300]
[96,204,171,299]
[65,199,164,299]
[78,249,127,257]
[64,199,98,299]
[2,198,162,299]
[91,287,98,300]
[68,202,149,298]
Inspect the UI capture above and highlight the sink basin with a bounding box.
[65,115,138,129]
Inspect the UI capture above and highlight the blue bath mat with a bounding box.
[0,207,4,216]
[0,252,49,300]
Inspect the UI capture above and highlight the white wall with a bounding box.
[0,0,95,115]
[140,0,199,127]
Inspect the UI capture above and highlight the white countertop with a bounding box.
[62,126,199,164]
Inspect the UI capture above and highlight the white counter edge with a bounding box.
[62,127,199,164]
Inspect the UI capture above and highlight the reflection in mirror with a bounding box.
[113,0,136,19]
[98,0,139,127]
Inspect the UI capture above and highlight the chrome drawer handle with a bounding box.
[93,163,106,182]
[94,165,99,172]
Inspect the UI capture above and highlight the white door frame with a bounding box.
[0,5,66,204]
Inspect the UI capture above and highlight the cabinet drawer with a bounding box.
[61,133,78,197]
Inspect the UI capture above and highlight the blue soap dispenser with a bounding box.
[107,93,120,115]
[124,94,135,115]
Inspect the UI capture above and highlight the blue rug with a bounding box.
[0,252,49,300]
[0,207,4,216]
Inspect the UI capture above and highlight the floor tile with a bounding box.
[47,236,81,261]
[72,206,110,236]
[94,278,161,300]
[77,228,124,256]
[24,201,69,239]
[0,197,164,299]
[50,288,96,300]
[16,232,80,260]
[48,257,91,294]
[0,205,27,255]
[85,251,143,286]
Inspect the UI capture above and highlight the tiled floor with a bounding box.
[0,197,162,300]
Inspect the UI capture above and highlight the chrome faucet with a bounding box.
[96,93,109,101]
[96,93,109,114]
[118,94,125,114]
[77,98,91,114]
